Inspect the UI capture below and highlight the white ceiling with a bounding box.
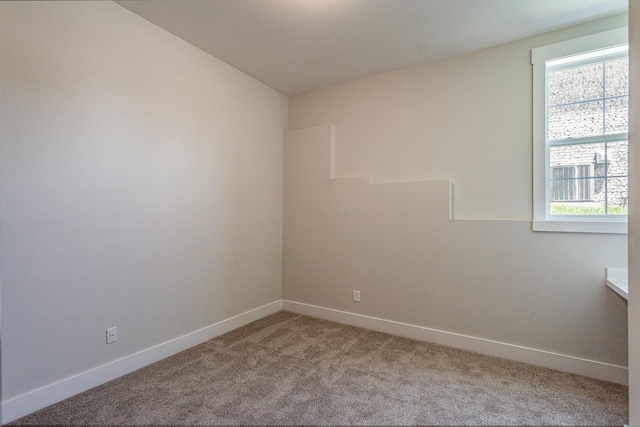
[116,0,627,96]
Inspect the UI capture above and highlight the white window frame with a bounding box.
[531,28,628,234]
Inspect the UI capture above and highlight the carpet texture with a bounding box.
[12,311,628,425]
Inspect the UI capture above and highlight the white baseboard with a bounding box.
[2,300,282,424]
[282,300,628,386]
[5,298,627,423]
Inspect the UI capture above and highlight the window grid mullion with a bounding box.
[549,93,626,109]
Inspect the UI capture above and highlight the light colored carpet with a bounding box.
[12,311,628,425]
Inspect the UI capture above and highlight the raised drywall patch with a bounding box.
[283,124,628,375]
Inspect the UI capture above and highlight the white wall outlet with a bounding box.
[106,327,117,344]
[353,290,361,302]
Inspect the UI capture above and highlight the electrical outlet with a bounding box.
[353,290,361,302]
[106,327,117,344]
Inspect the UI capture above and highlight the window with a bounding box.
[531,28,628,234]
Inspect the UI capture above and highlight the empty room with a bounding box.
[1,0,639,425]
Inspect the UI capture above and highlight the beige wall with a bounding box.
[285,14,629,375]
[0,0,286,402]
[628,1,639,424]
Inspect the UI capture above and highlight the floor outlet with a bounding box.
[106,327,117,344]
[353,290,361,302]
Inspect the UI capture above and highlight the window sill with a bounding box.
[532,220,627,234]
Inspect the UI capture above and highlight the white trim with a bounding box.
[531,27,629,233]
[547,44,628,68]
[532,219,628,234]
[282,300,628,386]
[531,27,628,64]
[2,300,283,424]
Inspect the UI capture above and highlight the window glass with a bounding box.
[546,49,628,217]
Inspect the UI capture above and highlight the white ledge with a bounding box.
[532,220,627,234]
[606,267,629,300]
